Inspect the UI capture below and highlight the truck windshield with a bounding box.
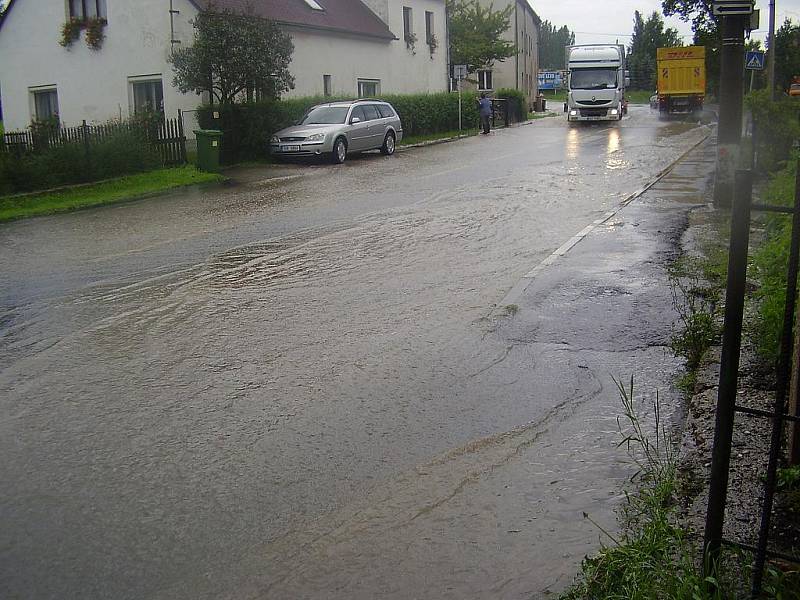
[300,106,349,124]
[571,68,617,90]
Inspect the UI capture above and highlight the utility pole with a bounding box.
[713,13,748,207]
[768,0,777,98]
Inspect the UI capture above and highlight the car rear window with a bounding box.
[378,104,396,118]
[362,105,380,120]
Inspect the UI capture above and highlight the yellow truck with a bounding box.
[656,46,706,115]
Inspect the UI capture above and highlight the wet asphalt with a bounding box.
[0,107,712,599]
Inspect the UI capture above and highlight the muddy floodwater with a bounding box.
[0,107,710,599]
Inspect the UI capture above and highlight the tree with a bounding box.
[538,20,576,70]
[169,7,294,106]
[773,19,800,92]
[662,1,720,95]
[662,0,715,33]
[627,11,683,90]
[447,0,516,74]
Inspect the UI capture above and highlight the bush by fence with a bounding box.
[746,89,800,172]
[495,88,527,121]
[197,90,536,164]
[1,115,186,196]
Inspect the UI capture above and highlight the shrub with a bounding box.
[198,92,484,164]
[496,87,527,121]
[0,123,162,195]
[746,89,800,172]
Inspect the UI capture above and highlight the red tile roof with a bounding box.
[196,0,396,40]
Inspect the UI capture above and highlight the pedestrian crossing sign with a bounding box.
[746,51,765,70]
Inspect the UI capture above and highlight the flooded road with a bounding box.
[0,107,710,599]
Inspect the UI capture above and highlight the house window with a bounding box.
[69,0,107,20]
[31,88,59,122]
[131,79,164,115]
[477,70,493,91]
[425,11,434,44]
[323,74,332,97]
[403,7,413,41]
[357,79,380,98]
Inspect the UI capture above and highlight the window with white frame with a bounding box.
[31,88,59,122]
[69,0,107,20]
[425,11,434,44]
[477,70,493,91]
[357,79,380,98]
[130,79,164,115]
[403,7,413,41]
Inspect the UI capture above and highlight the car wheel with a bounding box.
[332,137,347,164]
[381,131,396,155]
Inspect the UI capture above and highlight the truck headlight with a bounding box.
[305,133,325,142]
[270,135,280,144]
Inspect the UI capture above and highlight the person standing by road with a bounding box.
[478,93,492,134]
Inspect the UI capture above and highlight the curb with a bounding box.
[494,127,713,313]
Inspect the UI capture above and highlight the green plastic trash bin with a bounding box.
[194,129,223,172]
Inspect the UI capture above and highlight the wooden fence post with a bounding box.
[177,109,187,165]
[81,120,92,181]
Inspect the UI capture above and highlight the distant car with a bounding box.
[650,92,659,109]
[269,99,403,164]
[790,84,800,97]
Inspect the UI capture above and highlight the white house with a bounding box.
[0,0,448,133]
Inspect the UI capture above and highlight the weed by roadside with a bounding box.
[751,159,799,363]
[560,377,722,600]
[668,256,722,388]
[559,378,800,600]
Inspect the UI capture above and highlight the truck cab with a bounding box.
[565,45,629,123]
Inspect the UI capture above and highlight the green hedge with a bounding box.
[199,90,544,164]
[746,89,800,172]
[496,88,527,120]
[0,128,162,196]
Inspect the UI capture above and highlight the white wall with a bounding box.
[285,0,448,98]
[0,0,201,132]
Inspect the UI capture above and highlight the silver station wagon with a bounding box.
[270,99,403,164]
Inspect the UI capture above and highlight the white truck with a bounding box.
[565,44,629,123]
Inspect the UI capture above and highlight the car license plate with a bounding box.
[281,144,300,152]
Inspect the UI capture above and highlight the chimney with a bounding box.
[361,0,389,25]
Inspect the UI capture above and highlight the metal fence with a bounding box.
[704,166,800,597]
[1,113,187,166]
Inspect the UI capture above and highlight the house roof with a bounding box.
[194,0,396,40]
[0,0,16,32]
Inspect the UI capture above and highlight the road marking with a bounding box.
[495,129,712,313]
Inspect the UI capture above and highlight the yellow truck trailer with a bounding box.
[656,46,706,115]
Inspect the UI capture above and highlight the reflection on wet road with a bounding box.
[0,107,709,598]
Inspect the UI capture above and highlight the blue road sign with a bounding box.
[746,50,765,70]
[538,71,565,90]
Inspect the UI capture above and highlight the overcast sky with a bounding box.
[532,0,800,47]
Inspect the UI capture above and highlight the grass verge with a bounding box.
[399,128,479,146]
[0,166,225,222]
